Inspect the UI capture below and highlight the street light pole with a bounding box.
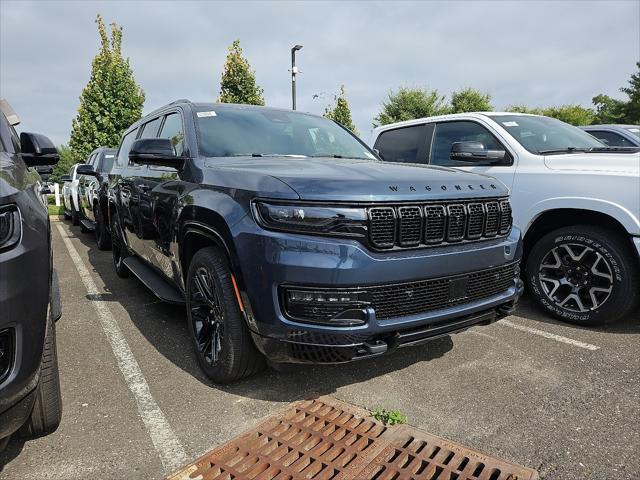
[291,45,303,110]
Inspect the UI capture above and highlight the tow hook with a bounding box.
[362,340,388,355]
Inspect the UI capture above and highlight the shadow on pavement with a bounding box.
[0,437,25,472]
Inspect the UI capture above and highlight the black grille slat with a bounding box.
[369,207,396,247]
[367,263,517,320]
[499,200,512,235]
[424,205,446,243]
[446,204,466,241]
[484,201,500,237]
[367,198,512,250]
[467,203,484,239]
[398,206,423,246]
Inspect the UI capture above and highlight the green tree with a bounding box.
[450,88,493,113]
[619,61,640,123]
[51,145,75,183]
[323,85,358,134]
[68,14,145,163]
[592,94,625,124]
[506,104,594,125]
[373,87,448,127]
[218,40,265,105]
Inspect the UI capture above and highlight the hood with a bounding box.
[205,157,509,201]
[544,152,640,175]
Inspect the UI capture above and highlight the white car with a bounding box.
[370,112,640,326]
[61,163,82,225]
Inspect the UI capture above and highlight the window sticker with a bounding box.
[628,128,639,133]
[502,121,519,127]
[197,111,217,118]
[105,154,114,158]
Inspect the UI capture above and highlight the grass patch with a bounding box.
[371,408,407,425]
[48,204,64,216]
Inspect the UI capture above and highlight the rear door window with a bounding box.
[158,113,185,156]
[374,125,427,163]
[117,128,139,167]
[140,117,162,139]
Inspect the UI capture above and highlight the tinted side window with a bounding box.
[99,152,116,173]
[117,129,139,166]
[431,121,507,167]
[375,125,426,163]
[159,113,185,156]
[139,117,162,139]
[588,130,633,147]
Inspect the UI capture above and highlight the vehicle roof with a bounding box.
[581,124,640,130]
[372,111,543,132]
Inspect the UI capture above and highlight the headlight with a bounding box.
[254,201,367,236]
[0,205,20,252]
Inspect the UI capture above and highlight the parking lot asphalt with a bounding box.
[1,219,638,480]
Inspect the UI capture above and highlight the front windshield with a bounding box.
[487,114,604,154]
[194,106,375,159]
[625,126,640,138]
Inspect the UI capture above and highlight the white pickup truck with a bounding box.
[370,112,640,326]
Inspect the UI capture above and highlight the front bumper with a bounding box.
[233,215,523,363]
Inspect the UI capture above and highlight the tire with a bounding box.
[94,204,112,251]
[20,312,62,438]
[110,210,130,278]
[186,247,264,383]
[525,225,639,326]
[71,203,79,226]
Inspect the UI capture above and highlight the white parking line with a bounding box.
[56,224,188,473]
[498,319,600,351]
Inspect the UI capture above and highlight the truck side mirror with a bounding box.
[450,141,506,163]
[20,132,59,167]
[129,138,184,169]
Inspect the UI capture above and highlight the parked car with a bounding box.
[108,100,523,383]
[371,112,640,326]
[77,147,116,249]
[581,124,640,147]
[0,99,62,450]
[60,164,82,225]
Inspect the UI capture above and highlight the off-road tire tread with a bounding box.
[526,225,639,326]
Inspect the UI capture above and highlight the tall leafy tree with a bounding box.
[450,88,493,113]
[506,104,594,125]
[323,85,358,134]
[69,14,145,163]
[373,87,448,127]
[218,40,265,105]
[619,61,640,123]
[592,94,625,124]
[51,145,75,183]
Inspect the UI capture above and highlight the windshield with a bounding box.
[194,106,375,159]
[625,126,640,138]
[487,114,604,154]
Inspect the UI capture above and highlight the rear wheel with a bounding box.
[186,247,264,383]
[20,311,62,438]
[94,204,112,251]
[526,225,639,326]
[110,210,130,278]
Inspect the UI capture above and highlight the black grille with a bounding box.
[367,263,517,320]
[398,206,422,246]
[369,207,395,247]
[367,198,512,250]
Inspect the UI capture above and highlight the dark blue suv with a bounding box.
[108,101,523,383]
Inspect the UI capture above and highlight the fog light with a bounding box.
[0,329,14,383]
[283,288,369,325]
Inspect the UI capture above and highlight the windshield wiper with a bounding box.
[309,154,372,160]
[537,147,590,154]
[232,153,309,158]
[587,146,640,153]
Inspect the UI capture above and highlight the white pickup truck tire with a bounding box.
[525,225,639,326]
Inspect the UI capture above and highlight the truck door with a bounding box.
[427,120,517,190]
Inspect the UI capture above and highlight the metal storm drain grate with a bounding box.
[166,397,538,480]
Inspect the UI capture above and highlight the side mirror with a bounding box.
[60,175,72,182]
[35,165,53,177]
[76,163,98,176]
[450,141,506,163]
[129,138,184,169]
[20,132,59,167]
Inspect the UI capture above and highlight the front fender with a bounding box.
[525,196,640,236]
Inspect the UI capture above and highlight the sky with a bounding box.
[1,0,639,146]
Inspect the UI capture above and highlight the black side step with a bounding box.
[123,256,185,304]
[80,218,95,231]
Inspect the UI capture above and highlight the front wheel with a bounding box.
[94,204,112,251]
[110,210,130,278]
[186,247,264,383]
[525,225,639,326]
